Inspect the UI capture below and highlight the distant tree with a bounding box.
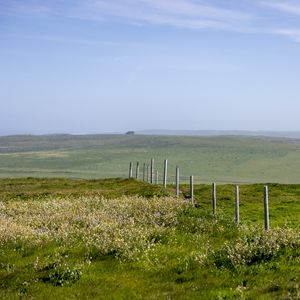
[126,131,135,135]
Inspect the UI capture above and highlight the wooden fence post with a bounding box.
[150,158,154,184]
[146,165,149,183]
[264,185,270,231]
[129,162,133,178]
[143,163,146,181]
[155,170,158,185]
[176,166,179,197]
[163,159,168,188]
[235,185,240,225]
[136,161,139,179]
[212,182,216,214]
[190,175,194,204]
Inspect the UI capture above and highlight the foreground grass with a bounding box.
[1,178,300,299]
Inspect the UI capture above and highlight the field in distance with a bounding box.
[1,134,300,183]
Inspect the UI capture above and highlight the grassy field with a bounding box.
[1,134,300,183]
[1,178,300,299]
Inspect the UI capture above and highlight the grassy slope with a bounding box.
[0,177,170,201]
[1,134,300,183]
[1,178,300,299]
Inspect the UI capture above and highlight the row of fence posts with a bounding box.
[129,159,169,188]
[129,159,270,231]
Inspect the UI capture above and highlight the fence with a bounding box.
[128,158,270,231]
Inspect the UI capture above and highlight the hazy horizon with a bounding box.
[2,1,300,134]
[3,128,300,139]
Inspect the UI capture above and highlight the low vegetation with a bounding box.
[1,178,300,299]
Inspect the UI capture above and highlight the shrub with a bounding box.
[214,226,300,269]
[34,253,82,286]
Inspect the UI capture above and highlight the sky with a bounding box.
[1,0,300,134]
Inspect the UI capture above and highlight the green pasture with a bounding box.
[1,178,300,299]
[1,134,300,183]
[1,134,300,298]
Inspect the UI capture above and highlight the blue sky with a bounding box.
[1,0,300,134]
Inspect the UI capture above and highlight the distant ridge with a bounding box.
[137,129,300,139]
[2,130,300,139]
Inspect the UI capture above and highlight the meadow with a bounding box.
[1,178,300,299]
[1,134,300,183]
[1,135,300,299]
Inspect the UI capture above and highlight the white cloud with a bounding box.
[82,0,253,31]
[273,28,300,43]
[3,0,300,44]
[135,0,250,20]
[259,1,300,43]
[261,1,300,15]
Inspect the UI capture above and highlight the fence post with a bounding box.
[155,170,158,185]
[190,175,194,204]
[176,166,179,197]
[146,165,149,183]
[143,163,146,181]
[264,185,270,231]
[136,161,139,179]
[129,162,133,178]
[150,158,154,184]
[163,159,168,188]
[235,185,240,225]
[212,182,216,214]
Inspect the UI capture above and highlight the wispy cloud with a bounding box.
[75,0,254,31]
[259,1,300,42]
[1,0,254,31]
[0,0,52,16]
[273,28,300,43]
[74,0,300,43]
[3,0,300,43]
[261,1,300,16]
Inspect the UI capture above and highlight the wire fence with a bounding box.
[128,158,270,231]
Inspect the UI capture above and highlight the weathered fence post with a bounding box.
[212,182,216,214]
[176,166,179,197]
[136,161,139,179]
[163,159,168,188]
[143,163,146,181]
[155,170,158,185]
[264,185,270,231]
[235,185,240,225]
[129,162,133,178]
[190,175,194,204]
[146,165,149,183]
[150,158,154,184]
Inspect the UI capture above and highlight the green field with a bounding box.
[2,134,300,298]
[1,178,300,299]
[1,134,300,183]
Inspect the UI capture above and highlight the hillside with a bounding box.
[1,134,300,183]
[138,129,300,139]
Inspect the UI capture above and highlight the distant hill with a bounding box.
[137,129,300,139]
[2,130,300,139]
[2,133,300,183]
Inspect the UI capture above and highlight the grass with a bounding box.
[0,177,170,201]
[1,178,300,299]
[2,134,300,183]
